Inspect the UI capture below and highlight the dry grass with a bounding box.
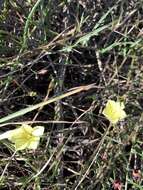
[0,0,143,189]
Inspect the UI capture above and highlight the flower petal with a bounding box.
[0,124,44,151]
[32,126,44,137]
[14,140,29,150]
[102,100,126,124]
[28,138,40,149]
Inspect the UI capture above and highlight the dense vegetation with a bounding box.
[0,0,143,189]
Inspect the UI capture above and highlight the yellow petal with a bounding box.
[0,124,44,151]
[102,100,126,124]
[119,109,126,119]
[14,140,29,150]
[27,138,40,149]
[32,126,44,137]
[8,124,33,142]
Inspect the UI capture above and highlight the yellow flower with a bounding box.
[0,124,44,150]
[102,100,126,124]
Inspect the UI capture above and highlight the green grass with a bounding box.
[0,0,143,189]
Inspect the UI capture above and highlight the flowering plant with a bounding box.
[102,100,126,124]
[0,124,44,150]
